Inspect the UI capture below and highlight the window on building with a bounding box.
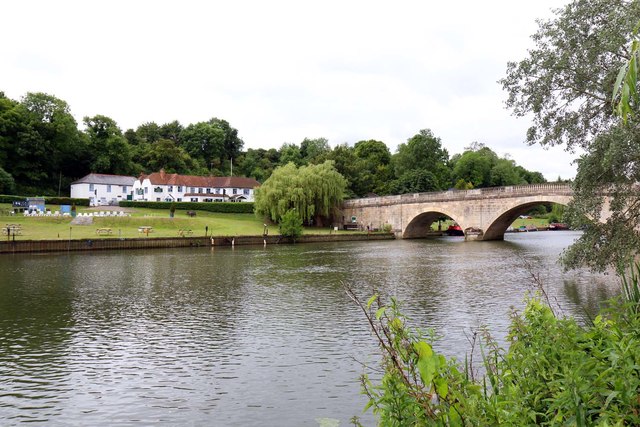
[177,198,182,202]
[156,198,161,202]
[191,187,195,193]
[107,185,112,193]
[144,187,148,194]
[198,188,203,193]
[168,185,173,192]
[233,188,238,194]
[177,186,182,192]
[122,186,128,193]
[215,188,220,194]
[206,188,211,194]
[244,189,250,195]
[89,183,94,192]
[190,197,198,202]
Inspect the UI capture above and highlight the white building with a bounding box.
[132,170,260,202]
[70,173,136,206]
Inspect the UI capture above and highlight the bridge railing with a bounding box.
[342,183,573,207]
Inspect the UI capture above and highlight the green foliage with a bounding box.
[84,115,134,175]
[613,21,640,123]
[386,169,440,194]
[502,0,640,271]
[119,201,254,214]
[450,144,542,188]
[0,166,16,194]
[392,129,450,191]
[350,269,640,425]
[45,197,90,206]
[278,209,303,240]
[453,179,473,190]
[300,137,331,164]
[501,0,640,150]
[254,161,347,224]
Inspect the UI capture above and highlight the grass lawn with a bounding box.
[0,204,362,241]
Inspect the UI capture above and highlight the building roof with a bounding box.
[139,170,260,189]
[71,173,137,186]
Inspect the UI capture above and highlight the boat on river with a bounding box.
[445,224,464,236]
[549,222,569,230]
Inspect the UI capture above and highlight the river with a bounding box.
[0,231,619,426]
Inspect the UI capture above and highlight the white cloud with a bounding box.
[1,0,575,179]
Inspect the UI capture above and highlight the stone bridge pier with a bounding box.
[340,184,575,241]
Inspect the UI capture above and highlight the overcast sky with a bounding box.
[2,0,577,180]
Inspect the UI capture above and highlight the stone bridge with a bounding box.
[340,184,576,241]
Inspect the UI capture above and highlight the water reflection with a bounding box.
[0,232,619,426]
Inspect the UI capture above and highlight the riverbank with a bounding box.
[0,232,395,254]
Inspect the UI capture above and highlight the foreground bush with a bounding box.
[348,265,640,426]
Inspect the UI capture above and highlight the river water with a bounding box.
[0,232,619,426]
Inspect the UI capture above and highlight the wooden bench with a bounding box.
[178,229,193,237]
[96,228,112,235]
[343,223,359,231]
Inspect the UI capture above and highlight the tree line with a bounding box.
[0,91,548,197]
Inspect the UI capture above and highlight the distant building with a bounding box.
[70,173,136,206]
[132,170,260,202]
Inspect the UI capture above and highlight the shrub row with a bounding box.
[119,201,255,214]
[0,195,90,206]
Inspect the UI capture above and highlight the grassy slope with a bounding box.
[0,204,355,240]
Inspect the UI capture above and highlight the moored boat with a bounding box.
[445,224,464,236]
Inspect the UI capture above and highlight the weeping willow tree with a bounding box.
[255,160,347,225]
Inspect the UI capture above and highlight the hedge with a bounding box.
[119,201,255,214]
[0,195,90,206]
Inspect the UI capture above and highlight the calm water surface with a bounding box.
[0,232,618,426]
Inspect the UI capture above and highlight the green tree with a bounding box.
[159,120,184,144]
[254,161,347,225]
[180,121,225,172]
[278,142,303,166]
[300,137,331,164]
[237,148,279,182]
[208,118,244,169]
[387,169,439,194]
[502,0,640,271]
[135,122,162,143]
[352,139,393,196]
[490,158,526,187]
[451,146,497,188]
[392,129,450,191]
[278,209,304,240]
[139,138,198,174]
[324,143,360,198]
[0,166,16,194]
[8,92,87,193]
[84,115,134,175]
[501,0,640,150]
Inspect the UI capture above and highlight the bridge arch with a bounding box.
[403,210,461,239]
[482,195,572,241]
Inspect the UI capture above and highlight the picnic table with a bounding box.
[138,226,153,235]
[3,224,22,236]
[178,228,193,237]
[96,228,113,235]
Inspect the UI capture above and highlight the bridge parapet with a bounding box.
[343,183,573,208]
